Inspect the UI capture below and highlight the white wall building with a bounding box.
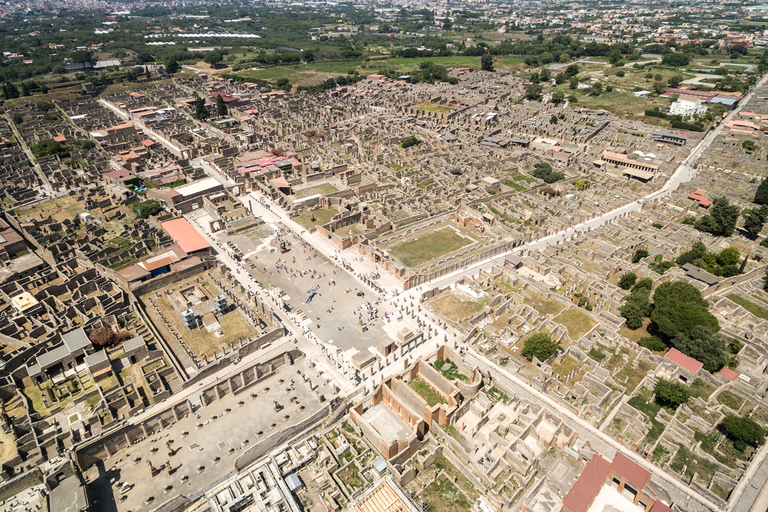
[669,98,707,117]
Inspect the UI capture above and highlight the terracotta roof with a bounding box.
[665,348,703,373]
[610,452,650,491]
[563,454,612,512]
[142,139,156,147]
[718,367,739,381]
[161,218,211,254]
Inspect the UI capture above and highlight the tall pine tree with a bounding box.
[755,178,768,205]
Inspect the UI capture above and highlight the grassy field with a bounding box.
[410,377,446,407]
[728,294,768,321]
[553,308,596,340]
[293,183,338,199]
[716,390,745,412]
[389,227,473,267]
[150,296,256,359]
[293,208,338,229]
[416,103,453,113]
[230,60,362,87]
[430,292,489,321]
[421,475,471,512]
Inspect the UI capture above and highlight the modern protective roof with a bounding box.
[62,328,92,353]
[161,218,211,254]
[664,348,703,374]
[174,177,221,198]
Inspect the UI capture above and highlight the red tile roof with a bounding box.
[650,501,673,512]
[161,218,211,254]
[142,139,156,147]
[665,348,703,373]
[610,452,650,491]
[563,454,612,512]
[718,367,739,381]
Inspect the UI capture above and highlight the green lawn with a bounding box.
[410,377,446,407]
[293,183,338,199]
[389,228,472,267]
[717,390,745,411]
[434,358,469,382]
[689,378,716,401]
[728,294,768,321]
[553,308,596,340]
[293,208,338,229]
[416,103,452,113]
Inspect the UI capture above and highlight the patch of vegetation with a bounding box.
[521,332,560,362]
[717,390,745,412]
[389,227,472,267]
[532,162,564,183]
[688,378,716,401]
[410,377,446,407]
[401,136,422,149]
[434,358,470,382]
[727,294,768,321]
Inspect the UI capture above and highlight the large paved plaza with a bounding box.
[85,358,332,512]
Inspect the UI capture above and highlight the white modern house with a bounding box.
[669,98,708,117]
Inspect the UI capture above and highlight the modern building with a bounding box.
[669,98,707,118]
[562,452,672,512]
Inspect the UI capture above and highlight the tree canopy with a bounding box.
[650,281,719,339]
[720,414,766,451]
[670,325,727,372]
[695,197,740,237]
[521,332,560,362]
[654,378,690,408]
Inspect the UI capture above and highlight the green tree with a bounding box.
[670,326,727,372]
[695,197,740,237]
[717,247,741,267]
[616,70,625,77]
[521,332,561,362]
[194,94,209,121]
[204,51,224,67]
[668,75,683,87]
[650,281,719,339]
[551,90,565,103]
[743,140,756,152]
[632,278,653,291]
[652,81,667,95]
[549,115,558,125]
[618,272,637,290]
[720,414,766,451]
[743,205,768,239]
[619,287,651,329]
[36,101,54,112]
[216,94,228,117]
[754,178,768,205]
[302,49,315,63]
[132,199,161,219]
[481,53,494,72]
[569,76,579,90]
[632,248,649,263]
[654,378,690,408]
[165,58,180,74]
[401,136,422,149]
[525,83,543,101]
